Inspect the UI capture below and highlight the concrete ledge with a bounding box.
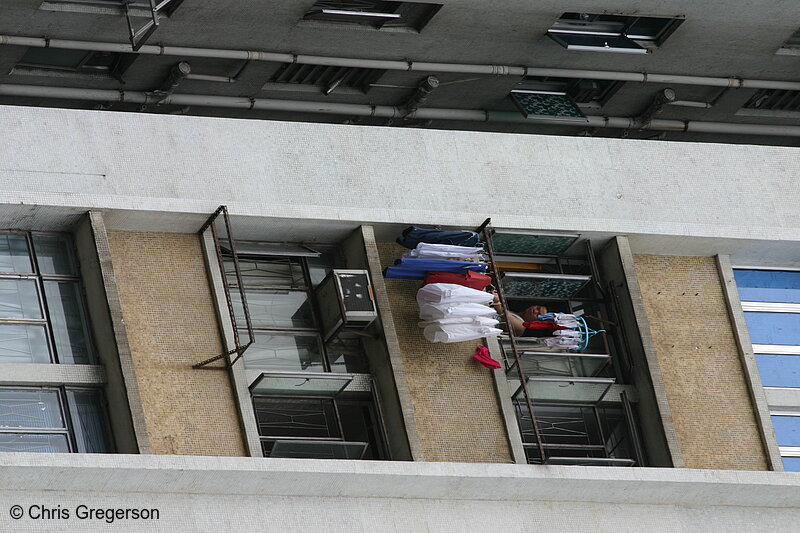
[0,452,799,507]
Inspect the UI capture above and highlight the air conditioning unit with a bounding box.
[315,269,378,341]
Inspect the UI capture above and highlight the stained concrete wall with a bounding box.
[1,453,800,533]
[105,231,246,456]
[633,254,768,470]
[0,106,797,267]
[377,242,513,463]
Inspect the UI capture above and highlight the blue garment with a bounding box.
[397,226,480,249]
[394,258,488,273]
[383,266,425,280]
[383,259,488,280]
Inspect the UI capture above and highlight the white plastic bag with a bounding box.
[406,243,484,260]
[418,302,496,321]
[416,283,494,306]
[423,323,503,343]
[418,316,499,328]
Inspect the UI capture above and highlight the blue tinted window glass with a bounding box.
[783,457,800,472]
[734,270,800,304]
[772,415,800,446]
[756,355,800,388]
[744,312,800,346]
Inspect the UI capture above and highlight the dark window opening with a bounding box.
[548,12,683,53]
[254,395,387,459]
[743,89,800,112]
[304,0,441,31]
[513,76,624,108]
[16,47,137,78]
[269,63,385,94]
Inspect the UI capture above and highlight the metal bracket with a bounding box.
[124,0,177,51]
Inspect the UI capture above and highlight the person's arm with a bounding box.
[492,292,526,336]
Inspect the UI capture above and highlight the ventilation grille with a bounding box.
[744,89,800,111]
[269,63,384,93]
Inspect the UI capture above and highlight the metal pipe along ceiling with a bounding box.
[2,34,800,90]
[3,83,800,138]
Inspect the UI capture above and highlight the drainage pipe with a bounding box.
[3,34,800,90]
[3,83,800,137]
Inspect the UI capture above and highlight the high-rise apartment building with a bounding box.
[0,1,798,531]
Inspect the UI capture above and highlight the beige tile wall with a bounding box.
[633,254,768,470]
[377,243,513,463]
[107,231,246,457]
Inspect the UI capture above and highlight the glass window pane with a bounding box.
[242,331,325,372]
[0,433,70,453]
[265,439,367,459]
[0,279,42,319]
[253,397,339,438]
[492,232,579,256]
[0,324,50,364]
[0,234,32,273]
[744,312,800,346]
[734,270,800,304]
[66,390,112,453]
[43,281,94,364]
[0,389,64,429]
[232,289,315,329]
[326,334,369,373]
[225,256,306,289]
[33,234,78,276]
[18,47,87,68]
[756,354,800,388]
[772,415,800,446]
[783,457,800,472]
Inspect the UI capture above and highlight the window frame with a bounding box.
[0,385,113,454]
[223,242,369,374]
[0,231,96,365]
[547,12,683,54]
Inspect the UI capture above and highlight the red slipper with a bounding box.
[473,345,502,369]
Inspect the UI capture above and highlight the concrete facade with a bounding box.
[106,231,246,457]
[1,453,799,532]
[633,254,769,470]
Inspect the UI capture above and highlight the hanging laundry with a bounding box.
[397,226,480,249]
[418,302,497,321]
[405,243,485,261]
[423,271,493,290]
[472,345,502,369]
[553,329,581,338]
[423,323,502,343]
[521,321,570,332]
[417,283,494,306]
[544,336,580,350]
[418,316,499,328]
[384,258,488,280]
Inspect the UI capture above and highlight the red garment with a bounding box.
[423,270,492,290]
[521,321,570,332]
[472,345,502,369]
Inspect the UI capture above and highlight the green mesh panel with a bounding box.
[492,233,578,255]
[502,276,589,298]
[511,92,585,120]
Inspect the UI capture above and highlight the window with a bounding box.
[515,77,624,105]
[777,28,800,55]
[267,63,384,94]
[224,243,368,373]
[41,0,182,17]
[742,89,800,113]
[303,0,441,31]
[253,395,386,459]
[547,12,683,54]
[734,268,800,471]
[0,232,95,365]
[0,387,112,453]
[15,47,136,78]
